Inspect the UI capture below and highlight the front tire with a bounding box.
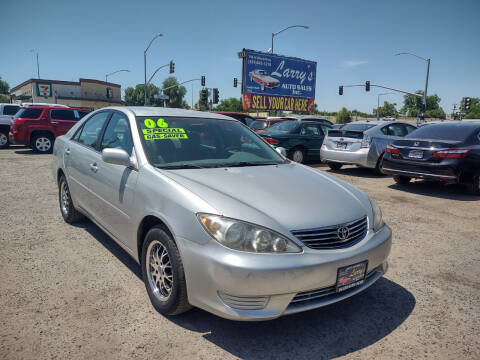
[141,226,191,316]
[32,133,54,153]
[393,175,411,184]
[327,162,343,170]
[58,175,84,223]
[0,130,9,149]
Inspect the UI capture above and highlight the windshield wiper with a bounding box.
[220,161,281,167]
[158,164,209,170]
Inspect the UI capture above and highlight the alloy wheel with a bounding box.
[292,150,304,163]
[146,241,173,301]
[0,133,7,147]
[60,180,70,216]
[35,137,51,152]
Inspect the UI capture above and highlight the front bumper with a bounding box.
[178,224,392,321]
[321,147,372,168]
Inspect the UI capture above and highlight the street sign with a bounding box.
[154,94,169,100]
[240,49,316,112]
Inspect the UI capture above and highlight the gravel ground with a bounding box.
[1,147,479,360]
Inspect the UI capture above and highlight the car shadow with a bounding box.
[72,219,142,280]
[14,149,39,155]
[325,165,387,179]
[388,180,480,201]
[70,219,415,359]
[166,277,415,359]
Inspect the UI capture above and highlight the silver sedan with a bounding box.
[321,121,417,174]
[51,107,392,321]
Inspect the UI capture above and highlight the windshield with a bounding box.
[250,120,268,130]
[341,123,376,131]
[137,116,285,169]
[267,121,298,133]
[407,123,478,141]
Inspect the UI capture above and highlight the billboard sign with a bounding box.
[241,49,316,112]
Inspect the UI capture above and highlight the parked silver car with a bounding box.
[321,121,417,174]
[51,107,392,321]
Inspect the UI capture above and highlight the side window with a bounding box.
[381,126,389,135]
[405,124,417,134]
[100,112,133,156]
[301,124,321,136]
[71,124,84,141]
[51,109,76,121]
[4,105,20,115]
[77,112,110,149]
[243,116,254,126]
[78,111,90,119]
[384,124,407,137]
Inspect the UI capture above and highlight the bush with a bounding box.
[336,107,352,124]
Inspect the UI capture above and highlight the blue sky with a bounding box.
[1,0,479,113]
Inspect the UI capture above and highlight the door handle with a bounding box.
[51,121,59,124]
[89,163,98,173]
[65,148,71,155]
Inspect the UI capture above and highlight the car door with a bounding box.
[93,111,138,248]
[50,109,78,137]
[300,123,324,159]
[65,111,111,221]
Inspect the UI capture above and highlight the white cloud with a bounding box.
[342,60,368,68]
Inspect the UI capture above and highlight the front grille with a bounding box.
[291,216,368,250]
[290,268,378,305]
[217,292,269,310]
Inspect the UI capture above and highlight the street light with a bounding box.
[144,33,164,105]
[105,69,130,83]
[377,92,395,120]
[395,52,430,120]
[271,25,309,54]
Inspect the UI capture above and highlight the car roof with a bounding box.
[106,106,234,120]
[25,105,89,110]
[421,121,480,129]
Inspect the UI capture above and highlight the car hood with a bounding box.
[160,163,369,231]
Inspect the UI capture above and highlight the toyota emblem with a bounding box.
[337,227,350,240]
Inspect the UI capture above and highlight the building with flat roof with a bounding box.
[10,78,122,110]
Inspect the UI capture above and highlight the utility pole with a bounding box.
[36,53,40,79]
[144,33,163,106]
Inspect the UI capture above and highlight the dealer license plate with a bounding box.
[336,142,347,149]
[408,150,424,159]
[336,261,368,293]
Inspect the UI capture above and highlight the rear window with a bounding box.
[267,121,298,133]
[51,109,76,120]
[3,105,20,115]
[250,120,268,130]
[15,108,43,119]
[341,123,376,131]
[407,124,478,141]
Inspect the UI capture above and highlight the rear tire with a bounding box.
[58,175,84,223]
[393,175,411,185]
[374,153,385,175]
[0,130,9,149]
[290,147,305,163]
[141,226,191,316]
[327,162,343,170]
[32,133,54,153]
[467,175,480,195]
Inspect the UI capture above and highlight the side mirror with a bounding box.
[275,147,287,157]
[102,148,133,167]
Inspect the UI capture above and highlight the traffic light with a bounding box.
[365,81,370,92]
[169,60,175,74]
[465,97,471,112]
[201,76,205,87]
[339,86,343,95]
[213,88,219,104]
[201,89,208,106]
[234,78,238,88]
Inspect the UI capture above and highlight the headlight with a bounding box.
[197,214,302,253]
[370,198,383,232]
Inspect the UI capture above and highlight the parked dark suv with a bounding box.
[9,105,91,153]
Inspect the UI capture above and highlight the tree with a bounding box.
[215,97,243,112]
[461,97,480,119]
[0,94,9,103]
[0,76,9,94]
[401,90,442,117]
[161,76,188,108]
[373,101,398,118]
[336,107,352,124]
[124,83,161,106]
[425,108,446,119]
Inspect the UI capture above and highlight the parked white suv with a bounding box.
[0,103,21,149]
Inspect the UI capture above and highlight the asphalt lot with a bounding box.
[1,146,479,360]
